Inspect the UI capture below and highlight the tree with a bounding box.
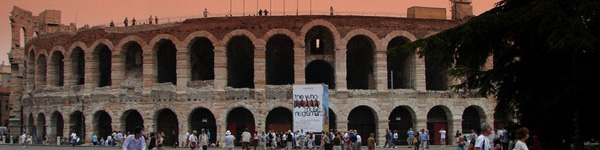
[390,0,600,149]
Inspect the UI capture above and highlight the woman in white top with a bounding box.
[189,130,198,150]
[513,127,529,150]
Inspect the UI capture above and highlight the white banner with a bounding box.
[293,84,328,133]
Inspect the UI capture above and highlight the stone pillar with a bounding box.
[176,45,190,92]
[179,116,189,147]
[213,46,227,90]
[63,58,73,91]
[47,57,57,87]
[451,118,462,145]
[337,120,348,133]
[142,47,155,93]
[335,46,347,91]
[254,45,266,90]
[111,52,124,92]
[415,118,427,132]
[84,111,94,143]
[84,51,97,91]
[375,49,388,91]
[413,56,426,92]
[294,47,306,84]
[377,120,390,146]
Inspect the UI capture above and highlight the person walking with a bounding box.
[260,132,268,150]
[287,131,294,150]
[367,133,375,150]
[384,129,390,148]
[413,133,420,150]
[440,128,447,149]
[513,127,530,150]
[356,131,362,150]
[333,133,342,150]
[254,132,260,150]
[148,133,157,150]
[474,123,501,150]
[419,129,427,150]
[122,126,146,150]
[408,128,414,148]
[456,133,465,150]
[349,131,357,150]
[200,129,209,150]
[189,130,198,150]
[242,128,252,150]
[393,130,399,148]
[224,130,236,150]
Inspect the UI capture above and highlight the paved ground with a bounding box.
[0,145,458,150]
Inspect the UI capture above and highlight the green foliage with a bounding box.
[389,0,600,149]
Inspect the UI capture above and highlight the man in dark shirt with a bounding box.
[350,131,358,150]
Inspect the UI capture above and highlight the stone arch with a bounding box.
[69,110,85,142]
[36,113,47,140]
[120,40,144,85]
[26,47,36,89]
[155,108,179,146]
[225,34,255,88]
[49,111,64,140]
[226,106,256,145]
[48,48,65,86]
[91,43,112,87]
[27,113,35,135]
[221,29,264,46]
[67,42,88,58]
[188,36,215,81]
[151,37,178,85]
[386,36,414,89]
[342,29,381,50]
[19,27,26,48]
[121,109,144,134]
[462,105,487,134]
[262,28,299,47]
[345,34,377,89]
[69,46,86,85]
[115,35,149,54]
[347,105,378,145]
[93,110,112,139]
[300,19,342,46]
[426,105,453,145]
[266,34,295,85]
[88,39,115,54]
[35,53,47,86]
[388,105,417,145]
[188,107,217,143]
[265,107,293,132]
[183,31,219,48]
[381,30,417,47]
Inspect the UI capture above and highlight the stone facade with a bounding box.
[8,6,496,146]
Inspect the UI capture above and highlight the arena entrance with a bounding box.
[37,113,46,141]
[122,110,144,134]
[462,106,486,134]
[265,107,293,132]
[347,106,377,145]
[388,106,415,145]
[155,40,177,85]
[227,107,255,145]
[156,109,179,146]
[427,106,452,145]
[226,35,255,88]
[94,110,112,140]
[50,111,64,141]
[70,111,85,142]
[189,108,217,143]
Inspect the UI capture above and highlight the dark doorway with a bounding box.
[123,42,143,82]
[227,36,255,88]
[156,40,177,85]
[70,111,85,142]
[387,37,412,89]
[427,106,450,145]
[305,60,335,89]
[28,114,35,136]
[50,51,64,86]
[122,110,144,134]
[227,107,255,145]
[94,111,112,140]
[463,106,485,134]
[265,107,293,132]
[266,34,294,85]
[346,35,375,89]
[190,37,215,81]
[189,108,217,143]
[95,45,112,87]
[347,106,377,145]
[388,106,415,145]
[156,109,179,146]
[37,113,46,140]
[71,47,85,85]
[305,26,335,56]
[51,111,64,138]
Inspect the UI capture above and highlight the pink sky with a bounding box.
[0,0,500,63]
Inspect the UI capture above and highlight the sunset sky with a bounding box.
[0,0,500,63]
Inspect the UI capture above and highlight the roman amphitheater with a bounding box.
[6,4,504,146]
